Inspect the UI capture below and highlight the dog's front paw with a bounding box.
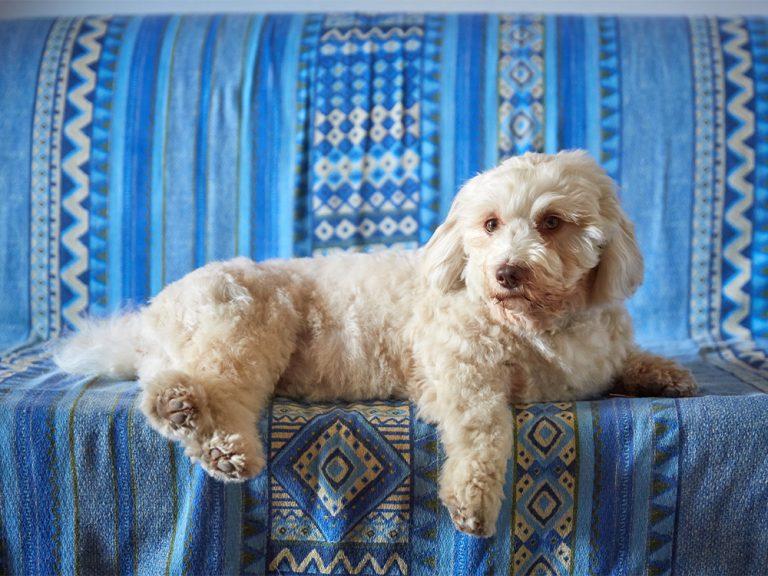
[439,460,504,538]
[656,364,698,397]
[616,353,699,398]
[200,431,265,482]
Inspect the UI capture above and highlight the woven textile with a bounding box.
[2,15,768,575]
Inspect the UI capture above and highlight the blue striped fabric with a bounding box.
[1,14,768,575]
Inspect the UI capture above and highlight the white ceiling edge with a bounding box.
[1,0,768,20]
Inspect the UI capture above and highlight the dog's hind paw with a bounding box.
[200,431,264,482]
[141,371,212,440]
[157,386,201,435]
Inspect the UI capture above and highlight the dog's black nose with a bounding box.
[496,264,524,289]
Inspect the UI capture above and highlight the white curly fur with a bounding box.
[55,150,696,536]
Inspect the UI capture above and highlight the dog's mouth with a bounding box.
[491,287,530,305]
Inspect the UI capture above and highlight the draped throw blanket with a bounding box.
[1,14,768,575]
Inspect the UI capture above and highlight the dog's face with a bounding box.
[423,151,643,329]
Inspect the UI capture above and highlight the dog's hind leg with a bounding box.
[137,259,302,481]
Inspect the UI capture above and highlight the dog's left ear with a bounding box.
[590,189,644,305]
[423,193,467,293]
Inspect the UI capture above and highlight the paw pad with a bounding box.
[156,387,199,436]
[201,432,262,482]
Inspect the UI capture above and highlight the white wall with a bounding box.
[2,0,768,19]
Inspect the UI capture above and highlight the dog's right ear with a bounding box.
[422,196,466,293]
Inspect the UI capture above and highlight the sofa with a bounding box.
[1,12,767,575]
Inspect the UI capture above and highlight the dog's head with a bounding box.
[422,150,643,328]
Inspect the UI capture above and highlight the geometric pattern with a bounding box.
[292,15,324,258]
[60,17,107,331]
[689,16,727,347]
[267,400,411,574]
[7,12,768,576]
[497,15,545,159]
[689,17,768,390]
[720,17,755,343]
[511,403,577,576]
[749,17,768,340]
[647,400,680,576]
[89,17,128,316]
[598,17,621,183]
[416,15,444,243]
[29,18,79,341]
[309,15,425,254]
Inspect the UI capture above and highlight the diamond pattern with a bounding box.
[272,408,408,543]
[513,403,577,576]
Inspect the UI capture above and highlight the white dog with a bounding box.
[56,150,695,537]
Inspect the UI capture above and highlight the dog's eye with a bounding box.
[541,215,562,231]
[484,218,500,233]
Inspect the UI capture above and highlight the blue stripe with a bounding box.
[252,16,276,260]
[454,15,486,187]
[590,399,635,575]
[627,399,653,574]
[483,15,499,170]
[544,15,559,153]
[253,15,296,261]
[0,373,33,575]
[620,17,695,345]
[182,472,227,573]
[0,20,49,346]
[194,16,220,267]
[206,16,252,263]
[15,373,70,574]
[573,401,595,575]
[558,16,587,149]
[108,17,140,312]
[122,17,168,304]
[223,483,243,576]
[585,16,602,159]
[748,18,768,337]
[277,15,306,259]
[112,390,138,576]
[237,15,264,258]
[149,16,180,296]
[161,16,209,284]
[439,15,458,218]
[168,455,193,575]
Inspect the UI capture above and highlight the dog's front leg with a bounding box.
[419,370,513,537]
[613,349,698,397]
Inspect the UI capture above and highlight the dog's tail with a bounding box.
[54,312,143,379]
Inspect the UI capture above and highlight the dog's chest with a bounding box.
[506,316,628,402]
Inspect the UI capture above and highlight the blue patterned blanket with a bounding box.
[1,14,768,575]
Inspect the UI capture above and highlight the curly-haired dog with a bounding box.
[56,150,696,537]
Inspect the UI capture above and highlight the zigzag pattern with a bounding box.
[685,19,768,391]
[598,17,621,182]
[60,18,107,330]
[721,18,756,341]
[647,400,680,576]
[321,25,424,43]
[269,549,407,574]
